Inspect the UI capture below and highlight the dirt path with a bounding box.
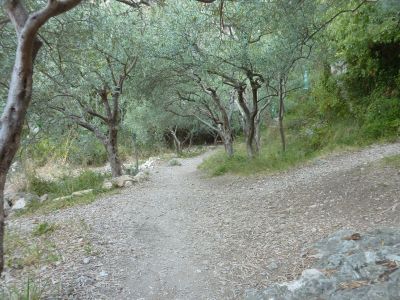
[4,143,400,299]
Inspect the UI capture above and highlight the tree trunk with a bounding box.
[220,129,234,157]
[104,128,122,177]
[0,35,38,275]
[278,115,286,152]
[245,134,255,159]
[278,77,286,152]
[170,127,182,155]
[0,0,82,276]
[0,174,6,274]
[254,113,261,152]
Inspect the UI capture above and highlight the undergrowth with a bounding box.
[13,171,117,216]
[200,87,399,176]
[27,170,107,197]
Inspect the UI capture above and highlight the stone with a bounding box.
[102,181,113,190]
[4,199,11,211]
[124,181,134,187]
[12,198,26,210]
[72,189,93,197]
[134,171,149,182]
[6,192,39,208]
[53,195,73,201]
[99,270,108,277]
[83,257,90,264]
[40,194,49,202]
[247,228,400,300]
[5,192,22,206]
[111,175,137,188]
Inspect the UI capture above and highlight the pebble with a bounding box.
[99,270,108,277]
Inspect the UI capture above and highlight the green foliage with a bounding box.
[200,127,317,176]
[362,94,400,139]
[328,1,400,95]
[66,136,108,167]
[32,222,57,237]
[27,171,107,198]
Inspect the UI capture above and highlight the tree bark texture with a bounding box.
[0,0,82,275]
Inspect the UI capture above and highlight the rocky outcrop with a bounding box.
[246,228,400,300]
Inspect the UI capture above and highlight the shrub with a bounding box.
[362,95,400,139]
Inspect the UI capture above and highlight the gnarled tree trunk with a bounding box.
[0,0,82,275]
[105,127,122,177]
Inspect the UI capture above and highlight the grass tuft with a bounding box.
[32,222,57,237]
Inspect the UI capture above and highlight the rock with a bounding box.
[124,181,134,187]
[9,192,40,210]
[134,171,149,182]
[102,181,113,190]
[4,199,11,211]
[6,192,39,207]
[99,270,108,277]
[40,194,49,202]
[83,257,90,264]
[111,175,137,188]
[139,157,160,170]
[12,198,27,210]
[72,189,93,197]
[247,228,400,300]
[53,195,73,201]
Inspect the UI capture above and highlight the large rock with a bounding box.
[111,175,137,188]
[246,228,400,300]
[9,192,39,210]
[12,198,27,210]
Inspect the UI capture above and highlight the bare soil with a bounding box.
[2,143,400,299]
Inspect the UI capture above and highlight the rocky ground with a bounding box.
[1,142,400,299]
[246,228,400,300]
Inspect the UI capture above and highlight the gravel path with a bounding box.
[3,142,400,299]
